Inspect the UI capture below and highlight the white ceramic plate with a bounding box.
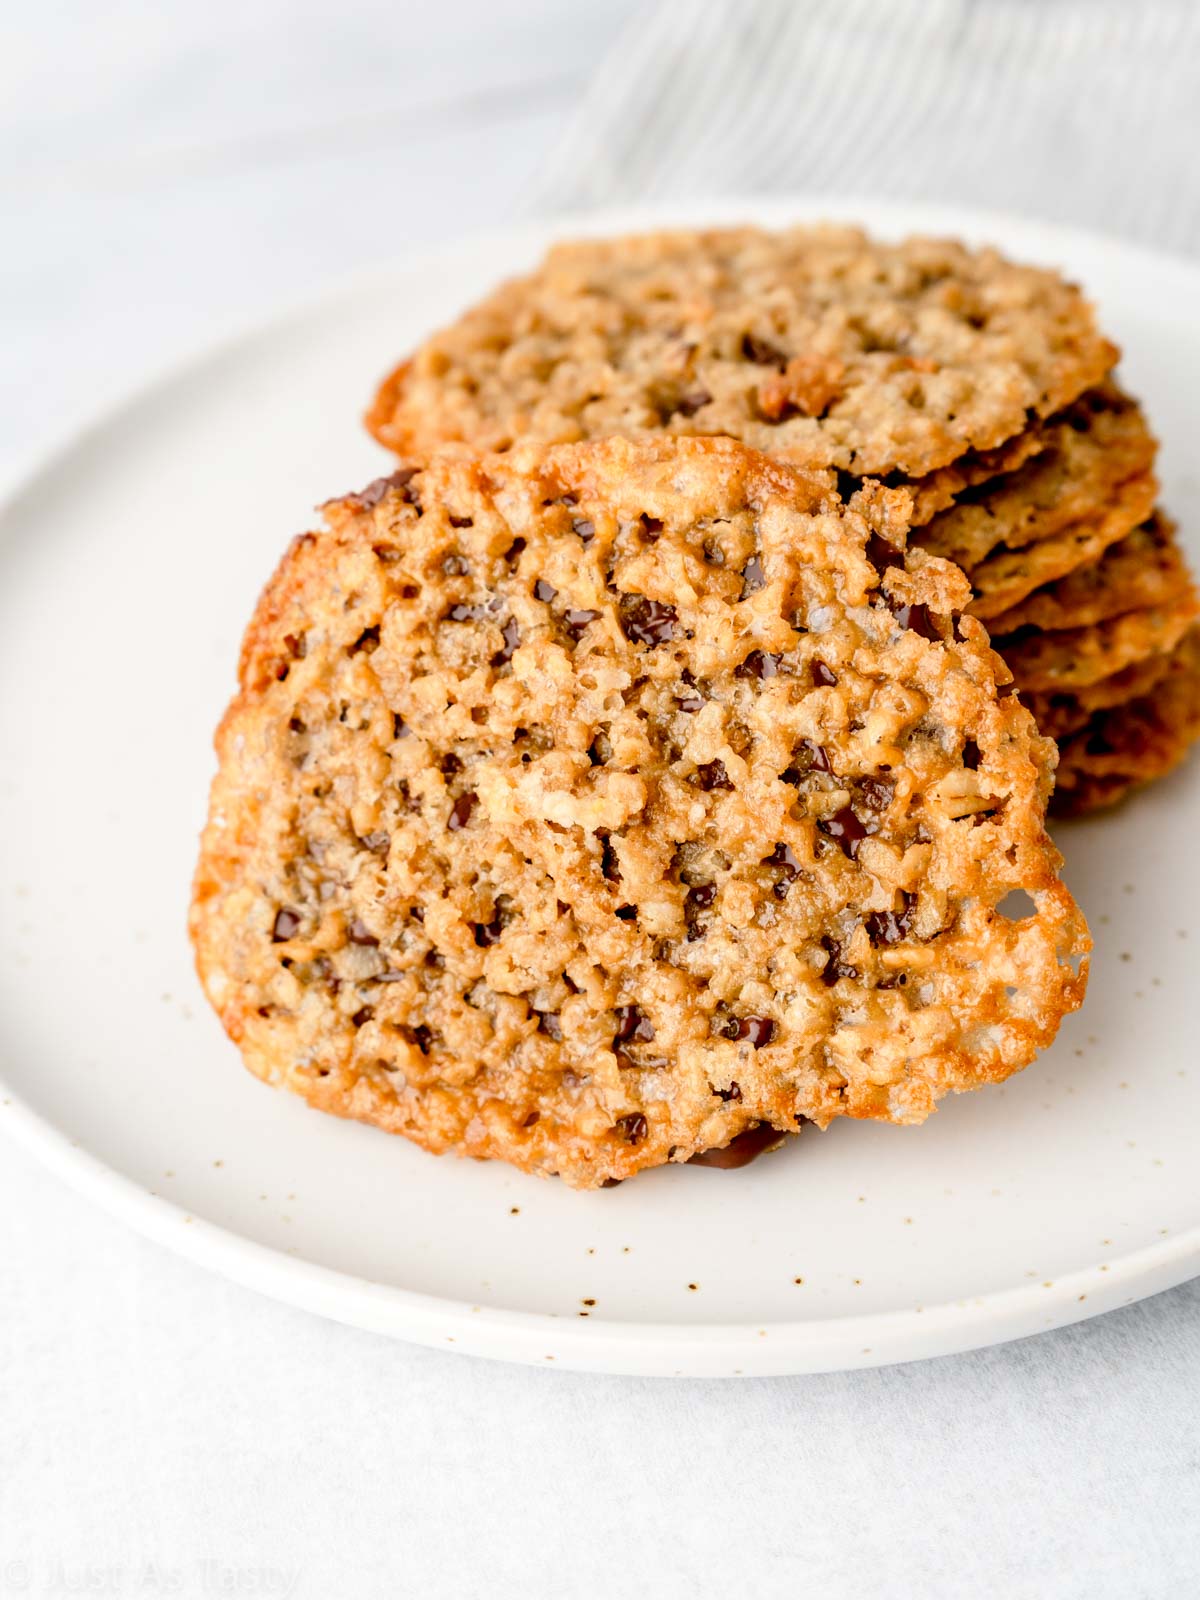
[2,198,1198,1377]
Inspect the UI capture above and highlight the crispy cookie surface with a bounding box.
[366,227,1115,479]
[1000,590,1199,693]
[1052,627,1200,813]
[912,386,1155,574]
[192,439,1089,1187]
[988,514,1188,636]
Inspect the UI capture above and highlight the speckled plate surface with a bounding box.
[1,199,1198,1377]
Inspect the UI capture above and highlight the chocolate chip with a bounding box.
[723,1016,776,1048]
[686,882,717,911]
[505,537,526,565]
[351,1006,374,1027]
[474,915,503,947]
[962,738,982,770]
[811,658,838,687]
[393,714,410,739]
[615,1113,647,1145]
[866,891,914,946]
[573,519,595,544]
[741,332,787,368]
[536,1011,563,1041]
[695,759,733,792]
[448,792,478,831]
[449,514,473,530]
[820,805,873,858]
[674,389,711,417]
[891,600,941,641]
[347,918,379,947]
[361,831,389,853]
[614,1005,655,1046]
[283,632,307,660]
[856,775,895,814]
[765,843,801,899]
[688,1123,787,1168]
[782,738,831,782]
[736,649,780,680]
[865,533,903,575]
[715,1081,742,1102]
[534,579,557,603]
[491,616,520,667]
[348,626,380,656]
[739,555,766,599]
[344,467,419,510]
[821,935,859,985]
[615,904,638,922]
[271,908,301,942]
[565,608,600,641]
[440,753,462,777]
[404,1023,433,1055]
[620,595,678,647]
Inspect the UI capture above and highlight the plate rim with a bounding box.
[4,193,1199,1376]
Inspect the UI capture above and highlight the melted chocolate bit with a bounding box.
[865,533,903,575]
[449,514,473,530]
[573,519,595,544]
[642,516,664,537]
[347,918,379,947]
[811,658,838,687]
[765,843,801,899]
[598,832,621,883]
[821,935,859,985]
[620,595,678,647]
[695,759,733,792]
[714,1081,742,1102]
[686,882,717,912]
[741,332,787,368]
[614,1005,655,1046]
[736,649,780,680]
[440,753,462,777]
[615,904,638,922]
[351,1006,374,1028]
[344,467,418,510]
[565,608,600,641]
[283,632,307,660]
[962,738,982,770]
[505,537,526,565]
[688,1123,788,1169]
[474,915,504,948]
[536,1011,563,1041]
[271,908,301,943]
[740,556,766,598]
[820,805,873,858]
[491,616,520,667]
[782,739,831,782]
[891,600,941,641]
[674,389,711,417]
[405,1023,433,1055]
[533,579,557,603]
[856,775,895,814]
[866,891,914,946]
[723,1016,776,1048]
[447,792,478,831]
[615,1113,647,1145]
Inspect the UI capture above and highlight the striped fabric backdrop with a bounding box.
[533,0,1200,255]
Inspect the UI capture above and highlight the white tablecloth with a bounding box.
[3,4,1198,1594]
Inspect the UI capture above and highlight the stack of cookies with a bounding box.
[368,227,1200,814]
[190,223,1193,1186]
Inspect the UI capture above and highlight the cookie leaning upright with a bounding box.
[191,437,1089,1188]
[366,226,1116,476]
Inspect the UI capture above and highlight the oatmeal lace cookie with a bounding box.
[366,226,1116,479]
[191,438,1090,1186]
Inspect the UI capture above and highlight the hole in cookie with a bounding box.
[997,889,1037,922]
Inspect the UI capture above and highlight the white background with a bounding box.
[2,3,1198,1596]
